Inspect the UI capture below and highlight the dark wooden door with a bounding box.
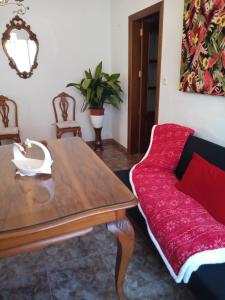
[139,19,159,153]
[128,2,164,154]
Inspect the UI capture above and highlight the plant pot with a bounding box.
[90,108,104,151]
[90,108,104,129]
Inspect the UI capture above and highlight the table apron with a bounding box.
[0,209,124,258]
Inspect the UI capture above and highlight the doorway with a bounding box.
[128,2,164,154]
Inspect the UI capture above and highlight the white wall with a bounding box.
[2,0,225,147]
[111,0,225,148]
[0,0,112,142]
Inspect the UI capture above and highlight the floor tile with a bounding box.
[0,251,47,277]
[44,225,115,273]
[47,253,113,300]
[88,140,143,172]
[0,271,51,300]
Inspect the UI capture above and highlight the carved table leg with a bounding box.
[107,217,135,300]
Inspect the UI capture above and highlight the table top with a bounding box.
[0,137,136,233]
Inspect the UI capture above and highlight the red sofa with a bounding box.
[130,123,225,284]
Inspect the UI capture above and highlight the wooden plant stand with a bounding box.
[94,127,103,151]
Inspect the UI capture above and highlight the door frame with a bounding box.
[128,1,164,154]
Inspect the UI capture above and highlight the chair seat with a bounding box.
[0,127,19,135]
[56,120,80,129]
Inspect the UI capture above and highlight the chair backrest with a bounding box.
[0,95,18,128]
[52,92,76,123]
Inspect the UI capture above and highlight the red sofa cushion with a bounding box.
[176,153,225,225]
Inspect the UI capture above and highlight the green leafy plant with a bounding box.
[66,62,123,111]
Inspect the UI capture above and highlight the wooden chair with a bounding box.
[0,95,21,144]
[52,92,82,139]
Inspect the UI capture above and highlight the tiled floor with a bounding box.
[0,140,196,300]
[88,140,143,172]
[0,225,195,300]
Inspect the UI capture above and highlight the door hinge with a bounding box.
[138,70,142,78]
[140,28,143,37]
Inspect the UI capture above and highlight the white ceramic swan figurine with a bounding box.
[12,139,53,176]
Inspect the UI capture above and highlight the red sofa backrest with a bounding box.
[142,124,194,171]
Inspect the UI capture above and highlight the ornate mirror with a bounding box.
[2,15,39,79]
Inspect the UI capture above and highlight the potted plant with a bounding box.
[66,61,123,130]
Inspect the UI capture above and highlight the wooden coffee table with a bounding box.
[0,137,137,300]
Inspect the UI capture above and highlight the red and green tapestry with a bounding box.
[180,0,225,96]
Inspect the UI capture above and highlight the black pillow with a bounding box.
[175,135,225,180]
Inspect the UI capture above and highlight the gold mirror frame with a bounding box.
[2,15,39,79]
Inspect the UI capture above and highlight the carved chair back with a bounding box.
[52,92,76,123]
[0,95,18,128]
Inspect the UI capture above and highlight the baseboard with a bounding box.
[111,139,127,152]
[86,139,127,152]
[86,138,113,147]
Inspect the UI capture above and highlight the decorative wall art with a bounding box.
[0,0,29,15]
[180,0,225,96]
